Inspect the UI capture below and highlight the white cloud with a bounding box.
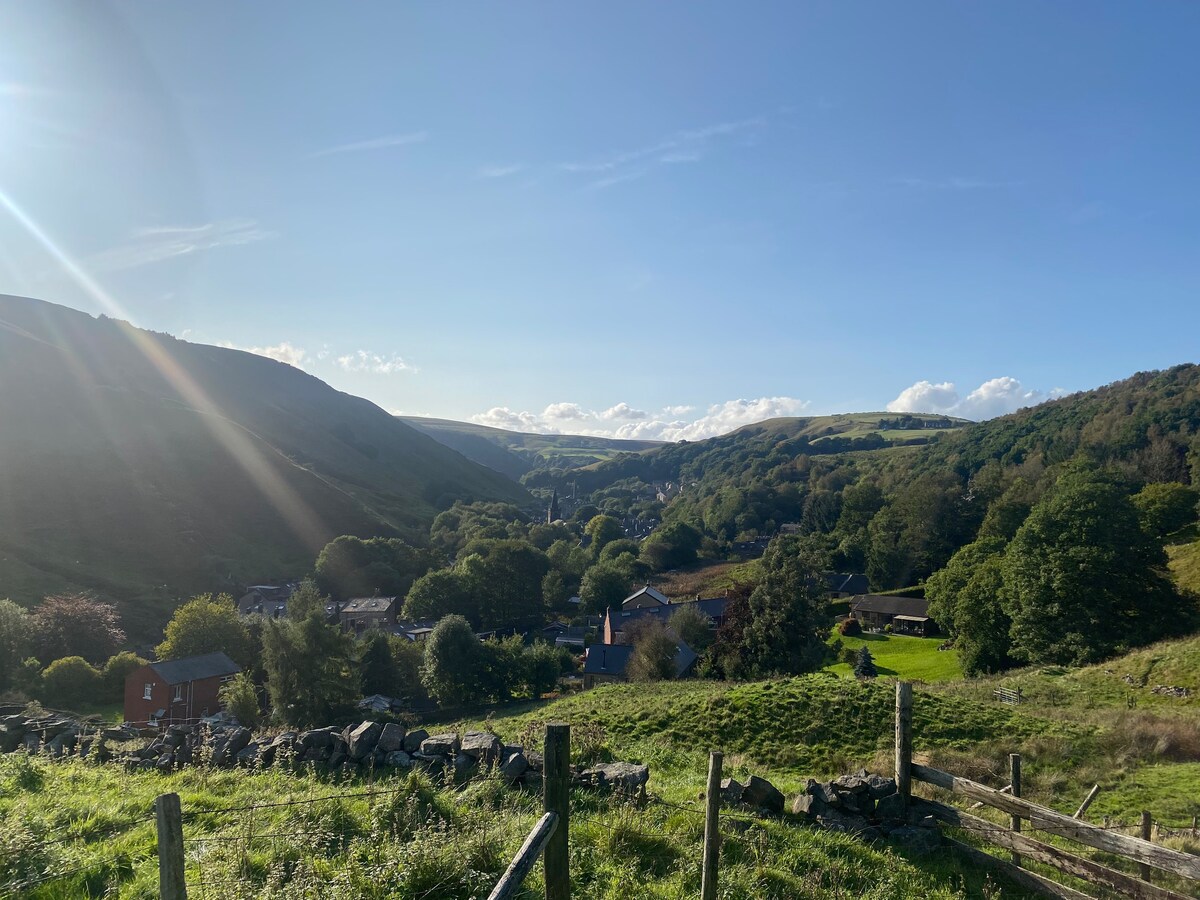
[479,164,523,178]
[469,396,808,440]
[561,117,765,189]
[311,131,428,157]
[90,220,275,271]
[600,402,648,420]
[335,350,415,375]
[887,376,1066,420]
[218,340,307,369]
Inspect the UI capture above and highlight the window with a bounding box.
[173,684,183,702]
[143,683,152,700]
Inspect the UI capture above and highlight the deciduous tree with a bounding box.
[31,593,125,665]
[156,594,252,665]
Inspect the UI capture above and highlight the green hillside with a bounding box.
[399,416,663,480]
[0,295,528,636]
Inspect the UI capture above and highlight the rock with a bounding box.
[817,809,870,833]
[236,743,261,767]
[420,733,460,756]
[890,826,942,855]
[384,750,413,768]
[348,721,383,760]
[742,775,784,814]
[499,751,528,782]
[579,762,650,796]
[806,779,838,806]
[453,752,478,779]
[175,744,193,766]
[875,792,907,822]
[833,774,870,795]
[403,729,429,753]
[791,793,830,818]
[720,777,745,804]
[300,726,338,749]
[328,748,347,768]
[525,750,544,771]
[227,727,252,756]
[460,731,502,764]
[867,774,897,799]
[376,723,406,753]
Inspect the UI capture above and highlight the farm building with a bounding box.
[124,652,240,727]
[849,594,937,636]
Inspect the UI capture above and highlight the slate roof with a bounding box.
[582,641,698,678]
[609,597,728,630]
[850,594,929,618]
[621,585,670,608]
[148,652,240,685]
[341,596,398,615]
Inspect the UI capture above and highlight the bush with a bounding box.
[39,656,102,708]
[101,651,146,703]
[837,617,862,636]
[219,672,261,729]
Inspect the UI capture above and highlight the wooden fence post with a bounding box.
[895,682,912,813]
[701,751,722,900]
[1009,753,1022,867]
[155,792,187,900]
[1073,785,1101,820]
[544,723,570,900]
[1140,812,1152,883]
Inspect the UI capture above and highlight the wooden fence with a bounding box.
[895,681,1200,900]
[994,686,1024,705]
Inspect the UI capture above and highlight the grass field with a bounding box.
[825,633,963,683]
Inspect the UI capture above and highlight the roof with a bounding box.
[146,652,240,685]
[826,573,870,595]
[850,594,929,618]
[610,597,728,629]
[893,615,930,623]
[341,596,398,615]
[582,640,697,678]
[621,585,670,608]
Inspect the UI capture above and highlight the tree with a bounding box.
[924,537,1008,636]
[101,651,147,703]
[722,535,829,678]
[625,619,678,682]
[314,535,436,602]
[0,599,32,692]
[389,637,426,703]
[668,604,715,652]
[420,615,488,707]
[262,581,359,726]
[640,521,702,571]
[598,539,640,566]
[156,594,252,665]
[40,656,102,708]
[31,593,125,664]
[524,642,569,697]
[402,569,479,626]
[853,646,877,679]
[359,630,402,696]
[1132,482,1199,540]
[1004,472,1185,666]
[464,540,550,627]
[584,515,624,558]
[578,561,633,614]
[219,672,262,729]
[953,557,1014,676]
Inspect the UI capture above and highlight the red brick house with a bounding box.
[124,652,241,727]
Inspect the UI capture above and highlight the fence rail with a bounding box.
[896,681,1200,900]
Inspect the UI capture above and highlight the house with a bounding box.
[339,596,398,634]
[390,619,438,642]
[602,596,728,645]
[825,573,870,599]
[124,652,241,727]
[236,583,298,618]
[849,595,937,636]
[622,585,670,609]
[582,640,697,688]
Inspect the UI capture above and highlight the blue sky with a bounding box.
[1,2,1198,439]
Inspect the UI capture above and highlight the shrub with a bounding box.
[219,672,261,729]
[39,656,102,708]
[838,617,862,636]
[101,652,147,703]
[853,646,877,679]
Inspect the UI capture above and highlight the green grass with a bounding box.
[1169,537,1200,597]
[825,633,962,683]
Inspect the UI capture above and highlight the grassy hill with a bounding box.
[398,416,663,480]
[0,295,528,636]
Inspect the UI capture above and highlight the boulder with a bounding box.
[300,726,338,749]
[833,774,870,795]
[453,752,478,779]
[460,731,502,764]
[384,750,413,768]
[875,792,906,822]
[805,779,838,806]
[792,793,830,818]
[720,777,745,804]
[742,775,784,814]
[227,727,253,756]
[579,762,650,796]
[155,753,175,771]
[377,723,406,754]
[867,774,897,799]
[499,750,528,782]
[420,733,460,756]
[348,721,383,761]
[403,728,429,753]
[328,748,347,768]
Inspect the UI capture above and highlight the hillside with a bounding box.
[0,295,528,634]
[398,416,663,480]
